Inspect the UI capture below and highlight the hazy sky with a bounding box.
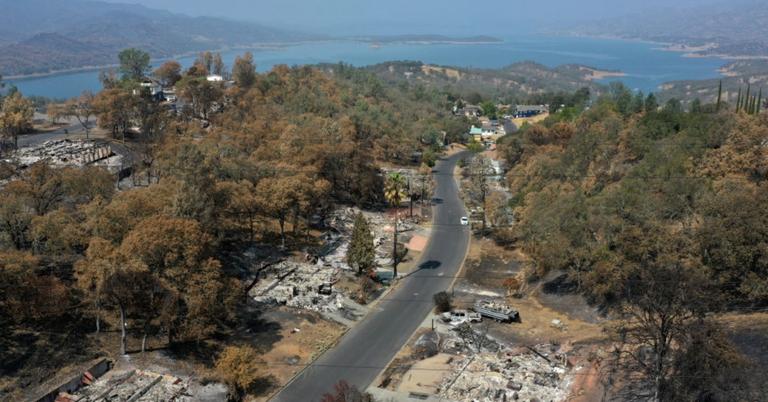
[104,0,726,35]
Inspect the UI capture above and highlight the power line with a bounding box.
[250,360,766,379]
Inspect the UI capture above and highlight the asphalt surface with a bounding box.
[17,114,85,148]
[271,151,470,402]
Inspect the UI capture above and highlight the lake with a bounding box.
[7,36,726,99]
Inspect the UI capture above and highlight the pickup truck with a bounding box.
[441,309,482,325]
[473,300,519,323]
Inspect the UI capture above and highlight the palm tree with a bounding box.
[384,172,407,278]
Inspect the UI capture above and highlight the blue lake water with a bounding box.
[7,36,726,99]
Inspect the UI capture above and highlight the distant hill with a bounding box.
[0,0,311,77]
[320,61,609,100]
[658,60,768,106]
[555,1,768,58]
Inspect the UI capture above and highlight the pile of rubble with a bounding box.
[251,261,342,313]
[57,369,192,402]
[321,207,410,271]
[404,320,572,402]
[250,207,418,315]
[438,346,570,402]
[13,139,124,172]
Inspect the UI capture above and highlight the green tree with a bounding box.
[384,173,406,278]
[689,98,702,113]
[698,183,768,304]
[645,93,658,113]
[346,213,375,275]
[480,100,497,119]
[716,80,722,112]
[630,91,645,114]
[466,140,485,153]
[609,82,633,116]
[745,84,751,113]
[664,98,683,114]
[469,156,493,233]
[118,48,151,81]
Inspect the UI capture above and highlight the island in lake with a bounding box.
[349,35,503,45]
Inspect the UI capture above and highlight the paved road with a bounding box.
[272,151,470,402]
[18,118,89,148]
[16,115,136,165]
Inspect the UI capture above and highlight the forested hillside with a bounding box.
[659,60,768,106]
[559,1,768,58]
[350,61,608,104]
[0,52,469,398]
[496,87,768,399]
[0,0,306,76]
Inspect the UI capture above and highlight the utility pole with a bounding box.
[421,174,427,207]
[393,208,398,278]
[408,177,413,218]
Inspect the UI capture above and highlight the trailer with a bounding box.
[473,300,519,323]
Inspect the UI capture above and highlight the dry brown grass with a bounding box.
[255,312,344,401]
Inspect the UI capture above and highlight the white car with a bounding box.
[460,216,469,226]
[442,309,482,325]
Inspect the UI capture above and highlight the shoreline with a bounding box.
[4,38,502,81]
[682,52,768,61]
[3,41,320,81]
[555,32,766,62]
[369,40,503,46]
[576,66,627,81]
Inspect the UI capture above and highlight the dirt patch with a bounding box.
[255,308,344,400]
[565,346,605,402]
[485,297,605,346]
[405,234,428,252]
[453,237,605,346]
[376,328,434,390]
[719,312,768,395]
[536,271,605,324]
[512,113,549,127]
[396,353,453,395]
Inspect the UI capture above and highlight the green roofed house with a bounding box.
[469,125,483,142]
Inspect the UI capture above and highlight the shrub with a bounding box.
[357,275,377,304]
[433,291,452,313]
